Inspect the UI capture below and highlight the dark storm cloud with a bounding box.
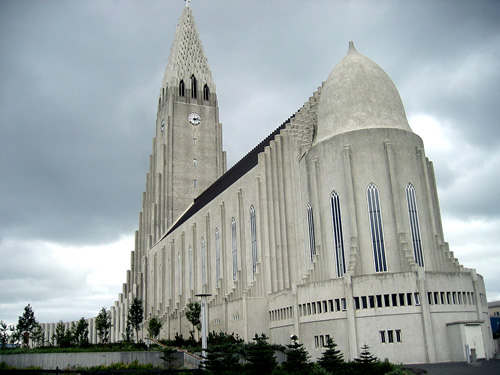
[1,0,499,324]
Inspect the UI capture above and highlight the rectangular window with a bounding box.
[334,299,340,312]
[323,300,328,313]
[307,204,316,262]
[330,191,346,276]
[414,292,420,306]
[193,159,197,166]
[388,330,394,343]
[341,298,346,311]
[361,296,368,309]
[367,184,388,272]
[396,329,402,343]
[317,302,322,314]
[406,184,425,267]
[307,303,311,315]
[452,292,457,304]
[458,292,462,304]
[384,294,390,307]
[250,206,258,275]
[193,137,197,145]
[407,293,413,306]
[314,336,319,348]
[320,335,325,347]
[376,295,383,308]
[369,295,375,308]
[312,303,317,314]
[428,292,433,305]
[441,292,446,304]
[193,179,198,188]
[392,294,398,307]
[434,292,439,305]
[354,297,360,310]
[399,293,405,306]
[325,334,330,344]
[380,331,386,344]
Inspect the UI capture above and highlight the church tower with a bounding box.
[154,5,226,231]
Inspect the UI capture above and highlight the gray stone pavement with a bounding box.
[406,359,500,375]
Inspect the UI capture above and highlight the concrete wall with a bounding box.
[0,351,196,370]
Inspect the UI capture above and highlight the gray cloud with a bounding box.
[1,0,499,324]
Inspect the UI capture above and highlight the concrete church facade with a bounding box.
[43,5,495,364]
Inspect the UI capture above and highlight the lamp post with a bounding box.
[195,293,212,367]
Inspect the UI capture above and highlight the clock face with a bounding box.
[188,112,201,126]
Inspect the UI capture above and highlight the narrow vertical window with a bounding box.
[307,203,316,262]
[201,237,206,287]
[250,205,258,276]
[203,84,210,101]
[188,246,193,291]
[177,252,181,296]
[193,180,197,188]
[232,218,237,281]
[367,183,387,272]
[330,191,346,277]
[179,80,185,97]
[191,75,197,99]
[406,183,424,267]
[193,159,197,167]
[215,228,221,287]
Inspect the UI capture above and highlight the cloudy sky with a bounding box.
[1,0,499,327]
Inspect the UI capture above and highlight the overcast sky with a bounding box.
[1,0,499,327]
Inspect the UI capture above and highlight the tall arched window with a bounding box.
[330,191,346,277]
[203,84,210,101]
[191,75,197,99]
[406,183,424,267]
[367,183,387,272]
[201,237,206,287]
[179,80,185,97]
[188,245,193,290]
[307,203,316,262]
[215,228,221,287]
[231,218,237,281]
[177,252,181,296]
[250,205,258,276]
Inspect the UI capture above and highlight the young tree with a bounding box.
[318,337,344,374]
[17,304,38,347]
[354,344,378,365]
[95,307,112,344]
[122,320,134,343]
[147,317,163,340]
[185,301,201,338]
[71,318,89,348]
[245,333,277,373]
[127,297,144,342]
[0,321,9,348]
[31,323,45,347]
[283,335,310,374]
[52,320,66,346]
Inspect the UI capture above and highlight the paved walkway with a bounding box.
[407,359,500,375]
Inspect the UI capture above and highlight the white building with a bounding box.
[43,5,495,364]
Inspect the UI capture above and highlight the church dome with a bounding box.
[316,42,412,143]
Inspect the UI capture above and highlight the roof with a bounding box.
[488,300,500,308]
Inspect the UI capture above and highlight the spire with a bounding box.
[162,6,215,92]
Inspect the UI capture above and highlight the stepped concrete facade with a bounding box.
[42,5,494,364]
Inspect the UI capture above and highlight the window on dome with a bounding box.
[367,183,387,272]
[406,183,425,267]
[307,203,316,262]
[330,191,346,277]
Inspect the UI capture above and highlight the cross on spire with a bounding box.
[185,0,191,7]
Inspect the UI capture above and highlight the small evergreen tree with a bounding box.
[127,297,144,342]
[31,323,45,347]
[318,337,344,374]
[185,301,201,338]
[147,316,163,339]
[245,333,277,374]
[205,341,241,374]
[354,343,378,365]
[0,321,9,348]
[71,318,89,348]
[283,335,310,374]
[95,307,112,344]
[17,304,38,347]
[161,347,178,369]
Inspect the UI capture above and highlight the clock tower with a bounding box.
[153,5,226,232]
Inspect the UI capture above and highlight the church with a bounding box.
[43,4,495,364]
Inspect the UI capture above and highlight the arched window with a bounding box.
[367,183,387,272]
[191,75,197,99]
[330,191,346,277]
[203,84,210,101]
[215,228,221,287]
[231,218,237,281]
[177,252,181,296]
[307,203,316,262]
[188,245,193,290]
[250,205,258,275]
[406,183,424,267]
[201,237,206,287]
[179,80,185,97]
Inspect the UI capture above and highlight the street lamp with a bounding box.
[195,293,212,367]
